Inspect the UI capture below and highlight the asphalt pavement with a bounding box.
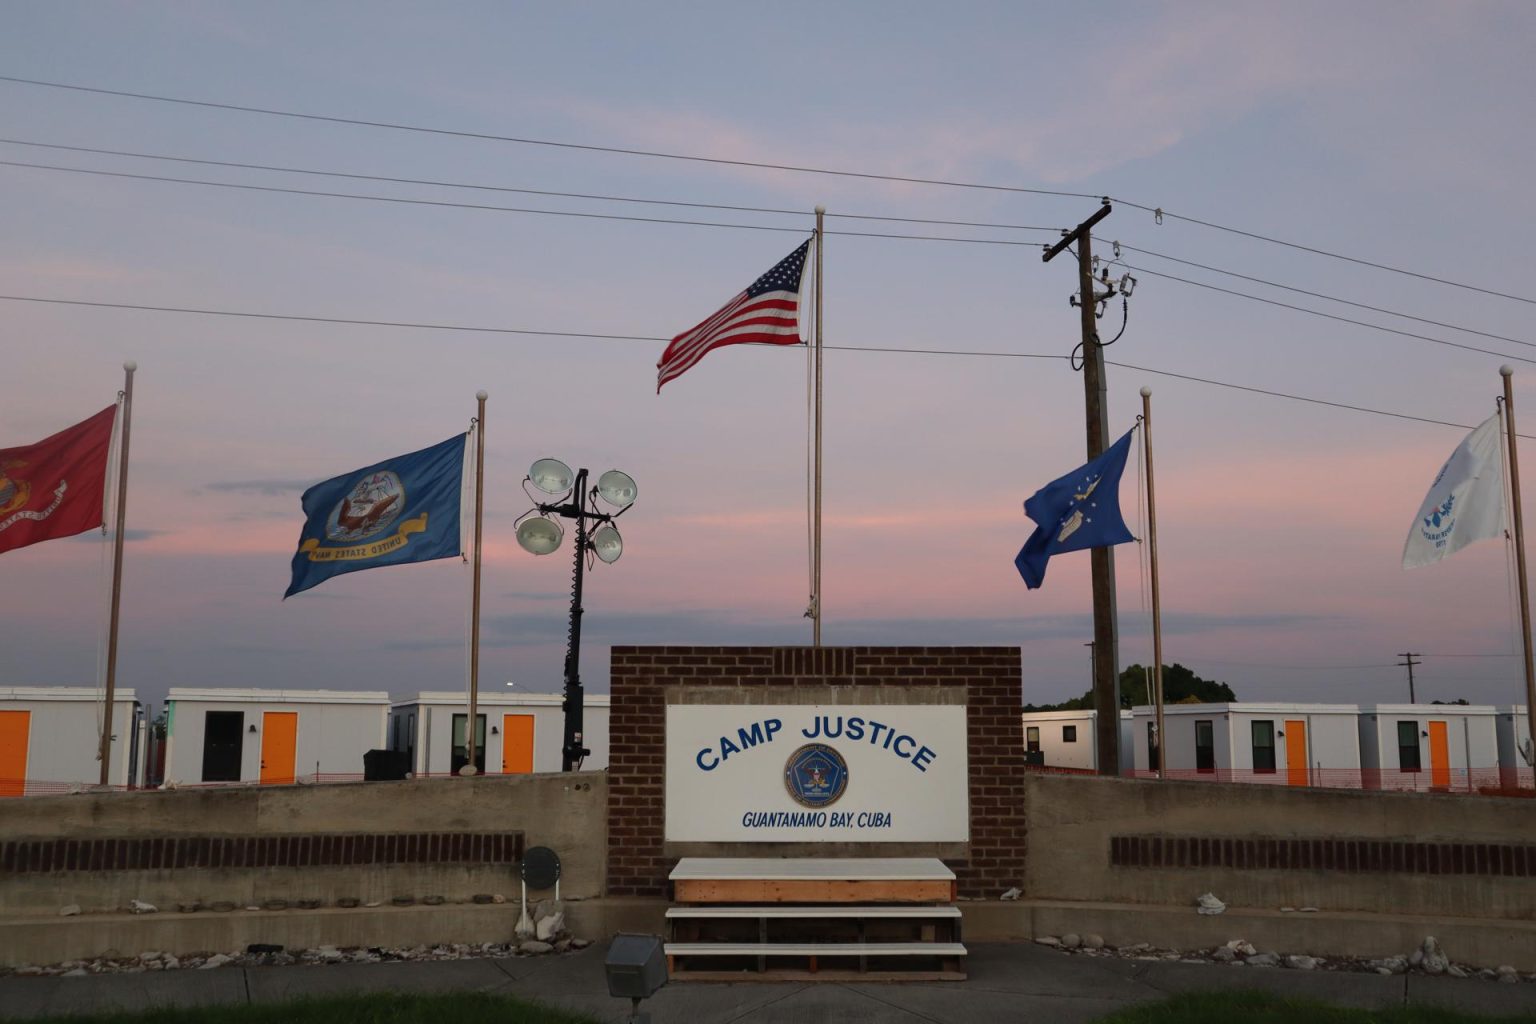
[3,942,1536,1023]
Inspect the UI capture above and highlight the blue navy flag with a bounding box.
[285,433,467,598]
[1015,427,1137,590]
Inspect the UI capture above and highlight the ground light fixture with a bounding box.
[516,458,638,771]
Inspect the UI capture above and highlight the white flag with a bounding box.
[1402,413,1505,569]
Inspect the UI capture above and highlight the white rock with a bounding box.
[1034,936,1061,947]
[1246,952,1280,967]
[199,954,232,970]
[999,887,1022,901]
[1285,955,1319,970]
[1376,967,1394,976]
[129,900,158,915]
[1420,937,1449,976]
[1497,965,1519,979]
[1196,892,1226,916]
[63,967,89,977]
[317,945,343,961]
[1211,947,1236,963]
[1447,965,1469,979]
[570,938,591,950]
[519,940,554,955]
[1299,907,1320,913]
[59,904,82,917]
[1083,934,1104,949]
[1061,933,1081,950]
[491,894,506,904]
[1280,907,1297,913]
[1226,940,1256,956]
[535,911,565,942]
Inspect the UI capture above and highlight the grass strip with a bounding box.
[5,991,602,1024]
[1094,990,1536,1024]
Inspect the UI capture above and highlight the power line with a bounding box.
[3,74,1531,306]
[0,158,1060,246]
[6,138,1519,358]
[8,157,1530,369]
[1111,240,1534,350]
[1111,198,1536,307]
[0,74,1099,201]
[1120,262,1536,366]
[2,292,1525,437]
[0,137,1059,233]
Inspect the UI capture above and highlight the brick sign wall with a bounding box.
[606,645,1024,897]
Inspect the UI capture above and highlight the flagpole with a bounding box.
[813,206,825,648]
[1140,387,1166,779]
[465,390,487,776]
[98,361,135,787]
[1500,366,1536,782]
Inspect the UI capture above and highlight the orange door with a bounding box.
[502,714,535,774]
[0,711,30,798]
[260,712,298,784]
[1285,720,1309,787]
[1428,721,1450,789]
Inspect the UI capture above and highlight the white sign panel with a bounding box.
[665,704,969,843]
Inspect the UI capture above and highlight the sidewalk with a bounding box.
[4,942,1536,1023]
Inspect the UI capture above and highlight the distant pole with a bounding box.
[464,391,487,776]
[1499,366,1536,773]
[812,205,825,648]
[1396,652,1421,705]
[99,361,135,787]
[1044,200,1121,775]
[1141,387,1166,780]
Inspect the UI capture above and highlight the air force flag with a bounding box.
[285,433,467,598]
[1402,412,1505,569]
[1015,428,1137,589]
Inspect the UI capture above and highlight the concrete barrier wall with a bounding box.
[1024,773,1536,920]
[0,773,607,921]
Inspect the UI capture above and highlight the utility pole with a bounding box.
[1044,201,1121,775]
[1397,652,1421,704]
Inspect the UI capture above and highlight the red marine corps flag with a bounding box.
[0,406,117,555]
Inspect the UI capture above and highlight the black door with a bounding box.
[202,711,244,781]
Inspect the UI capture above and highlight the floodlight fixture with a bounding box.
[516,516,563,555]
[528,458,575,496]
[597,469,638,509]
[592,524,623,564]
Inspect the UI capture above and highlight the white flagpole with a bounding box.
[465,391,487,776]
[813,206,824,648]
[1499,367,1536,780]
[1140,387,1166,779]
[99,361,135,787]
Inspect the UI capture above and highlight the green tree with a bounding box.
[1026,664,1236,712]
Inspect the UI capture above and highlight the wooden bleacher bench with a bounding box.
[665,857,966,981]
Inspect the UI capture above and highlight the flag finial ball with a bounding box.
[815,205,825,215]
[1140,385,1152,397]
[476,390,488,401]
[1502,365,1515,378]
[123,360,137,372]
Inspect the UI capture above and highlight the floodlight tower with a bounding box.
[516,459,637,772]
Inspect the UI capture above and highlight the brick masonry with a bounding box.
[0,832,524,874]
[606,645,1025,898]
[1111,834,1536,876]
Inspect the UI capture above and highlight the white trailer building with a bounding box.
[1495,706,1532,789]
[1358,704,1500,792]
[162,689,389,786]
[1129,703,1362,787]
[0,687,141,795]
[388,691,610,776]
[1020,709,1132,772]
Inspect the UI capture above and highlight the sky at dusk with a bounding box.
[5,2,1536,714]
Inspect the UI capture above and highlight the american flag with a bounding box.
[657,238,812,392]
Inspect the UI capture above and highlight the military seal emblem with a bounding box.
[325,471,405,543]
[783,742,848,809]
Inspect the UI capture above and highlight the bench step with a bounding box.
[666,904,961,919]
[665,941,967,957]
